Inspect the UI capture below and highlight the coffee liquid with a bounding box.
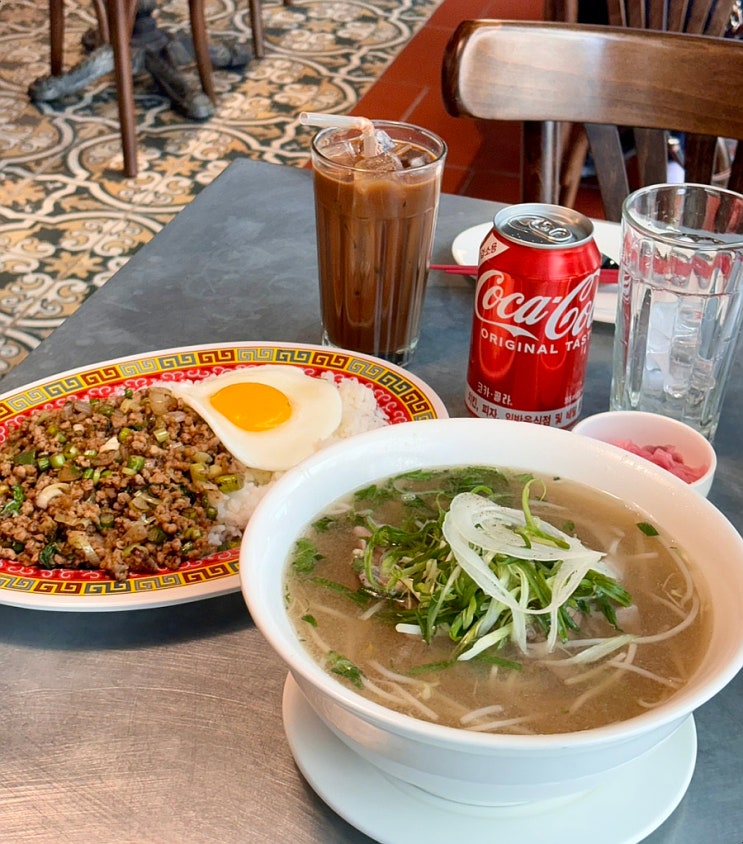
[313,140,440,363]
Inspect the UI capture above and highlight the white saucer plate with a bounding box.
[283,674,697,844]
[451,220,621,325]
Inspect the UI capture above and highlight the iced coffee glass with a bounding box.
[310,120,447,366]
[611,183,743,441]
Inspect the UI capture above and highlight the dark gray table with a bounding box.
[1,159,741,843]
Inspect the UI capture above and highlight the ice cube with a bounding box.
[375,130,395,153]
[359,152,404,172]
[397,146,431,169]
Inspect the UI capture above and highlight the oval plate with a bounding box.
[0,342,447,611]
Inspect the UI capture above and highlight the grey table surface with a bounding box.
[1,159,741,843]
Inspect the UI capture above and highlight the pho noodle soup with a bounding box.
[285,466,709,735]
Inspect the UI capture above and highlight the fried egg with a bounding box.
[167,365,343,471]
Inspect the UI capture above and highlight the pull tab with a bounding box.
[509,214,574,244]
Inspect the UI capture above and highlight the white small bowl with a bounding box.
[572,411,716,497]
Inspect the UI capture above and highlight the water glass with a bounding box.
[611,183,743,441]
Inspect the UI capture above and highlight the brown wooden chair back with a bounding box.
[441,20,743,220]
[605,0,735,33]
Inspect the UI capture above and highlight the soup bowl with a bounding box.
[239,418,743,806]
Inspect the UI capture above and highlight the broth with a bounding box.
[286,466,709,734]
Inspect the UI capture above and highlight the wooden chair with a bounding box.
[249,0,293,60]
[46,0,215,178]
[605,0,736,31]
[546,1,738,206]
[441,20,743,221]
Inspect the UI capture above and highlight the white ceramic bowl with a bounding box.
[240,418,743,806]
[572,410,716,497]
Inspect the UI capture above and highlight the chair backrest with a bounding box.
[441,19,743,220]
[605,0,735,33]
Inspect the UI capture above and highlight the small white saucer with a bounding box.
[282,674,697,844]
[451,220,621,325]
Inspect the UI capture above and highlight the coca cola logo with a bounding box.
[474,269,597,340]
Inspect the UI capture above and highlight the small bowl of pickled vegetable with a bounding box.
[572,410,716,497]
[239,418,743,814]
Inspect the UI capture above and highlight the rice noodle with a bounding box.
[662,545,696,605]
[361,677,440,721]
[649,592,688,620]
[367,659,429,687]
[395,623,423,636]
[545,634,636,666]
[460,704,505,724]
[607,658,682,689]
[634,594,700,644]
[359,599,386,621]
[463,715,534,732]
[568,664,626,714]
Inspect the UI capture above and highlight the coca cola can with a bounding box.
[465,203,601,428]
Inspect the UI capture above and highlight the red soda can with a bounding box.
[465,204,601,428]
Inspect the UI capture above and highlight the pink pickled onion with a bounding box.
[612,440,707,483]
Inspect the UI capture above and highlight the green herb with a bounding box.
[406,659,458,675]
[154,428,169,444]
[2,485,25,515]
[474,653,523,671]
[637,522,659,536]
[125,455,145,474]
[147,526,167,545]
[301,614,317,627]
[291,538,323,573]
[326,651,364,688]
[311,515,335,532]
[39,543,59,568]
[310,576,370,607]
[339,470,632,664]
[216,473,242,493]
[49,453,66,469]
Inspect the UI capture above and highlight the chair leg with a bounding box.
[106,0,138,177]
[49,0,64,76]
[92,0,110,45]
[189,0,216,101]
[249,0,265,59]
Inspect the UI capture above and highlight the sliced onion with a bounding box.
[442,493,605,654]
[148,387,173,415]
[67,530,101,565]
[36,482,70,509]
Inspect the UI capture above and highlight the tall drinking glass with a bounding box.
[310,120,446,367]
[611,183,743,441]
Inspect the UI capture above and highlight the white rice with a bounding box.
[215,376,389,532]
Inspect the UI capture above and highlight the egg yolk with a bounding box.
[210,382,292,431]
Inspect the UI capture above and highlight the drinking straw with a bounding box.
[300,111,378,157]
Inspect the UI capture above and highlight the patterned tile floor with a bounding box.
[0,0,443,381]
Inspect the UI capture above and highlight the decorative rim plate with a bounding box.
[451,219,621,325]
[0,342,448,612]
